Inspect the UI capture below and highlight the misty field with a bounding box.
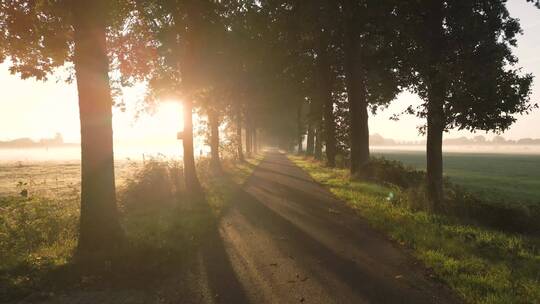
[373,150,540,204]
[0,160,140,198]
[2,151,540,205]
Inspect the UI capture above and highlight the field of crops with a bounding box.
[373,150,540,204]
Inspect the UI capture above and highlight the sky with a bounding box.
[0,0,539,145]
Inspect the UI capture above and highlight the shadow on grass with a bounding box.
[1,176,249,303]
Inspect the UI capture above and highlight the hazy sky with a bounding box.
[0,0,538,144]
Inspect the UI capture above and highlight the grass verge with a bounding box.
[0,155,262,302]
[289,155,540,304]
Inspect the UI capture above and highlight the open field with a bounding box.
[373,150,540,204]
[0,160,140,198]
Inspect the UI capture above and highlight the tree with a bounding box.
[128,0,230,194]
[207,106,223,173]
[0,0,129,255]
[341,0,403,176]
[235,105,245,161]
[315,0,338,167]
[400,0,534,207]
[527,0,540,8]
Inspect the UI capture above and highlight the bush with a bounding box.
[360,157,425,189]
[119,157,183,213]
[0,195,78,297]
[355,156,540,235]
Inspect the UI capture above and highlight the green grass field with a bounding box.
[373,150,540,204]
[290,156,540,304]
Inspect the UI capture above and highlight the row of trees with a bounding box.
[0,0,537,258]
[278,0,536,207]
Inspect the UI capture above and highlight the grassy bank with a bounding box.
[0,156,261,302]
[372,150,540,204]
[289,156,540,304]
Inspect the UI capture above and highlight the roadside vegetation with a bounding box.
[0,156,260,302]
[373,151,540,204]
[289,155,540,304]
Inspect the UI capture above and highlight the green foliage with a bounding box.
[359,157,425,189]
[120,157,183,213]
[352,155,540,234]
[0,155,262,302]
[290,155,540,304]
[0,0,134,80]
[398,0,535,133]
[0,195,78,299]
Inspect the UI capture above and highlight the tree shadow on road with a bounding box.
[228,182,460,304]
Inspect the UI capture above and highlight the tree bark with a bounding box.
[208,109,222,173]
[297,104,304,154]
[425,0,446,209]
[317,25,337,167]
[245,117,252,157]
[183,100,202,193]
[306,121,315,156]
[314,122,323,160]
[236,106,244,161]
[252,127,258,154]
[343,1,370,176]
[317,41,336,167]
[426,101,444,209]
[72,0,122,255]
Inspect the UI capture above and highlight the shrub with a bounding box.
[354,156,540,235]
[0,196,78,279]
[119,157,183,213]
[359,157,425,189]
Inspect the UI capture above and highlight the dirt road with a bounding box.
[205,151,460,304]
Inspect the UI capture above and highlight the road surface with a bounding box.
[197,151,460,304]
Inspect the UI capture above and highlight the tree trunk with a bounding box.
[183,100,202,193]
[208,109,222,173]
[297,104,304,154]
[426,102,444,209]
[236,106,244,161]
[317,42,336,167]
[174,2,202,194]
[253,127,258,154]
[246,120,252,157]
[314,122,323,160]
[425,0,446,209]
[73,1,122,256]
[306,121,315,156]
[343,1,370,176]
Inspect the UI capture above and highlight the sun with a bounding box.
[156,101,185,132]
[113,101,184,147]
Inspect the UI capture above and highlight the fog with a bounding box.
[371,145,540,155]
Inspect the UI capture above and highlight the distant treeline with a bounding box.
[370,134,540,146]
[0,133,77,148]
